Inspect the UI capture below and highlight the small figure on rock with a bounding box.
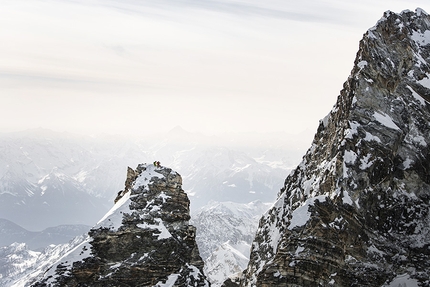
[153,161,161,168]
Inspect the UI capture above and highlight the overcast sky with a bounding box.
[1,0,429,137]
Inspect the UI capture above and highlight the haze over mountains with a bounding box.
[0,127,309,231]
[0,127,309,286]
[2,5,430,287]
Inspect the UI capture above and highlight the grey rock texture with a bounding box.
[235,8,430,287]
[30,163,209,287]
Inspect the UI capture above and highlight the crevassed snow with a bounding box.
[373,111,400,130]
[288,195,326,230]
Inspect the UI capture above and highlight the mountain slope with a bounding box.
[237,8,430,287]
[1,236,87,287]
[191,201,271,286]
[28,163,209,286]
[0,219,34,247]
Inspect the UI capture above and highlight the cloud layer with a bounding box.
[1,0,429,135]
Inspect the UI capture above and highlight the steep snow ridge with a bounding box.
[43,237,92,285]
[95,191,131,228]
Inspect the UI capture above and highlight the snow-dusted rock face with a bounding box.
[236,9,430,287]
[30,163,209,287]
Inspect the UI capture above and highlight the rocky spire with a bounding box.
[234,8,430,287]
[31,163,210,287]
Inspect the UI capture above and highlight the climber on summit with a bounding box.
[153,161,161,168]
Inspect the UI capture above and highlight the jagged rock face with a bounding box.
[31,163,209,287]
[238,9,430,287]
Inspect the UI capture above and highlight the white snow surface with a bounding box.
[411,29,430,46]
[406,85,427,105]
[373,111,400,130]
[204,241,250,287]
[154,273,180,287]
[288,195,327,230]
[385,273,420,287]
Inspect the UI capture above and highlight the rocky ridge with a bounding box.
[30,163,209,286]
[233,8,430,287]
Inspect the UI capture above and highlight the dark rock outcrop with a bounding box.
[235,8,430,287]
[31,163,209,286]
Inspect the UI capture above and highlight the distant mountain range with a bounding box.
[0,219,89,250]
[191,201,271,286]
[0,128,306,286]
[0,127,307,230]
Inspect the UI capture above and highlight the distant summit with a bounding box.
[233,8,430,287]
[31,163,209,286]
[168,125,190,136]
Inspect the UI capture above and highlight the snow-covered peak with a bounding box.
[28,163,209,286]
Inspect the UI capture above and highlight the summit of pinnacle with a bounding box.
[30,163,210,287]
[234,8,430,287]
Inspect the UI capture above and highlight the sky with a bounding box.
[1,0,429,137]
